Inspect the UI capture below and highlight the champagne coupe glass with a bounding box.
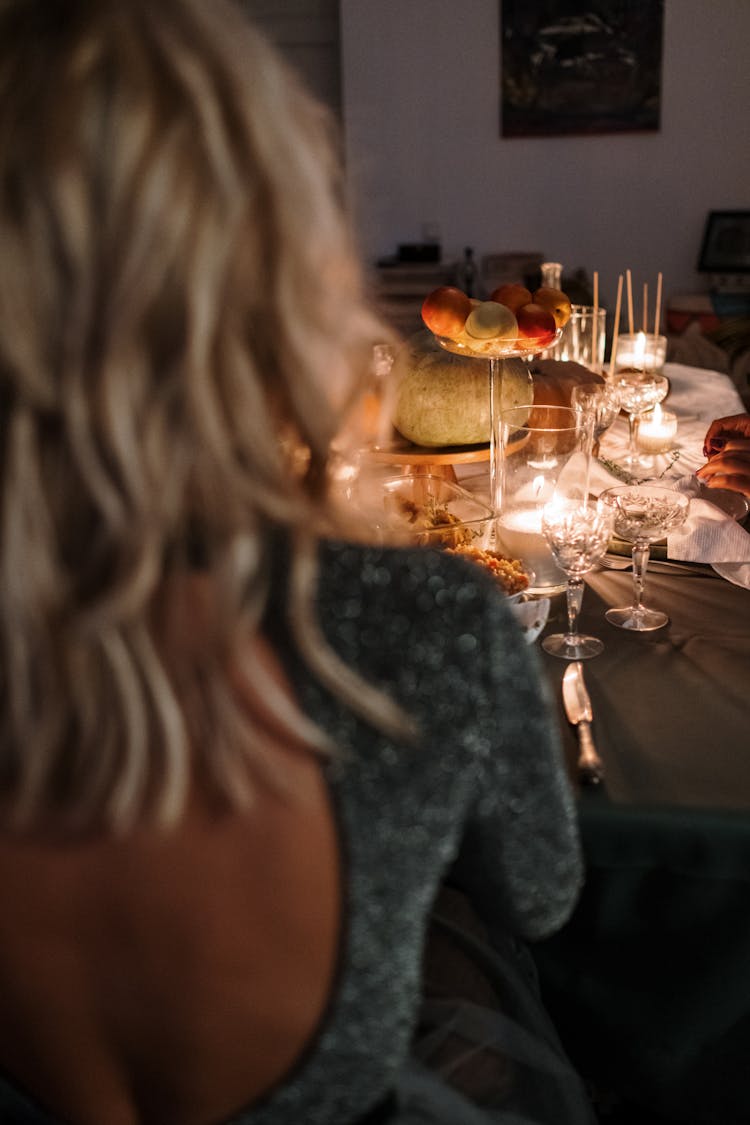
[541,500,615,659]
[611,373,668,470]
[570,382,621,455]
[599,484,689,631]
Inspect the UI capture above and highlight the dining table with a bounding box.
[533,562,750,1125]
[468,362,750,1125]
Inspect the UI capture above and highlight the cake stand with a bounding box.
[364,436,490,483]
[433,329,562,513]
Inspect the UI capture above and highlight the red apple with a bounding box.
[421,286,472,338]
[489,283,532,313]
[516,302,557,344]
[533,286,572,328]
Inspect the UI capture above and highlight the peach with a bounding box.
[421,286,472,338]
[489,283,532,313]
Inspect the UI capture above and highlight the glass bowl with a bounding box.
[378,474,494,549]
[435,328,562,360]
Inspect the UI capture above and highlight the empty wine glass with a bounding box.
[571,382,621,455]
[599,484,689,631]
[541,500,615,659]
[611,373,668,469]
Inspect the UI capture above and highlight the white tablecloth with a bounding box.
[456,362,744,494]
[455,363,750,587]
[596,361,744,481]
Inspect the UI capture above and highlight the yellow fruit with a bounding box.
[533,286,572,328]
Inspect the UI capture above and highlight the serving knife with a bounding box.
[562,662,605,786]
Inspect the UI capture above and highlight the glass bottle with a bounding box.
[540,261,563,290]
[459,246,478,298]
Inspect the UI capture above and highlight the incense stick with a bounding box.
[626,269,634,335]
[592,270,599,373]
[654,272,663,336]
[643,283,648,333]
[609,273,623,378]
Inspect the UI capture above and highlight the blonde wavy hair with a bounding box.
[0,0,403,832]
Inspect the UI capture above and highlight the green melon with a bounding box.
[392,331,533,447]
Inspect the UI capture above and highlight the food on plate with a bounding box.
[532,286,573,328]
[419,280,571,349]
[447,545,530,596]
[488,283,532,312]
[420,286,473,338]
[391,495,477,548]
[516,302,557,345]
[392,331,533,447]
[465,300,518,341]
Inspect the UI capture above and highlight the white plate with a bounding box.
[696,483,749,522]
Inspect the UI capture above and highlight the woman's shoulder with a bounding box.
[318,539,508,618]
[315,539,525,709]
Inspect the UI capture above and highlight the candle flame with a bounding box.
[533,475,545,499]
[634,331,646,365]
[651,402,663,424]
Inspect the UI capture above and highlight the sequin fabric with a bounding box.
[0,541,582,1125]
[238,541,583,1125]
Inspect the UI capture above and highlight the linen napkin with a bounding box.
[667,476,750,588]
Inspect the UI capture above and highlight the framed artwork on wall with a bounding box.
[501,1,664,138]
[698,211,750,275]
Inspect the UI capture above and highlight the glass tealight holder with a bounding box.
[496,404,588,596]
[612,332,667,377]
[636,406,678,455]
[541,305,607,373]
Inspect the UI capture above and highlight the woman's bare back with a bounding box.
[0,722,341,1125]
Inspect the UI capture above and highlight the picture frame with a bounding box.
[501,1,664,138]
[697,211,750,275]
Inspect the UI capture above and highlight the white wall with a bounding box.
[242,0,340,110]
[341,0,750,314]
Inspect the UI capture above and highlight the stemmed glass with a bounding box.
[329,342,396,501]
[611,373,668,470]
[541,500,615,659]
[599,484,689,631]
[570,382,620,455]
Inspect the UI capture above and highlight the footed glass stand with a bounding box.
[434,330,562,515]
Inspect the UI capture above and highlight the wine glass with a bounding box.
[570,382,621,455]
[611,373,669,469]
[541,500,615,659]
[599,484,689,631]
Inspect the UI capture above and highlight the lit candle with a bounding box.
[636,403,678,453]
[495,506,567,592]
[614,331,667,374]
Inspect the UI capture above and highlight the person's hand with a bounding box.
[697,413,750,498]
[702,413,750,458]
[696,438,750,499]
